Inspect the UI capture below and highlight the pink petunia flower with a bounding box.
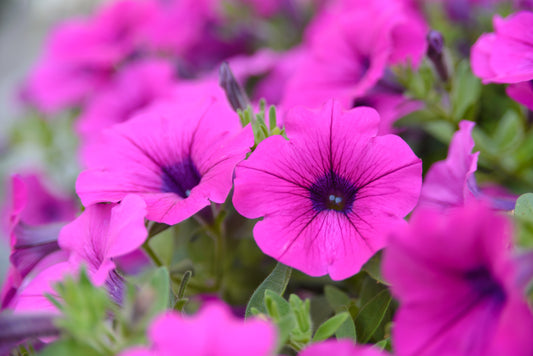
[76,58,176,140]
[76,94,253,225]
[3,173,77,231]
[471,11,533,84]
[418,120,517,210]
[21,0,158,114]
[506,80,533,111]
[383,202,533,356]
[1,174,77,309]
[299,340,387,356]
[352,89,423,136]
[471,10,533,109]
[227,47,306,106]
[119,302,276,356]
[8,195,147,312]
[281,0,427,110]
[233,100,422,280]
[418,120,479,209]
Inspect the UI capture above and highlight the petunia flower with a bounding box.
[281,0,427,110]
[471,11,533,109]
[8,195,147,312]
[76,94,253,225]
[232,100,422,280]
[118,302,276,356]
[20,0,158,114]
[472,11,533,84]
[226,47,306,106]
[76,58,176,141]
[418,121,479,209]
[1,174,77,309]
[383,202,533,356]
[3,173,77,230]
[418,120,516,211]
[299,340,386,356]
[506,80,533,111]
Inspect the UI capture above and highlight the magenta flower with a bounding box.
[352,90,423,136]
[3,174,77,230]
[282,0,427,110]
[472,11,533,83]
[77,95,253,225]
[506,80,533,111]
[227,47,306,105]
[383,202,533,356]
[1,174,77,309]
[418,120,479,209]
[299,340,386,356]
[233,100,421,280]
[8,195,147,312]
[21,0,158,114]
[418,121,516,211]
[471,11,533,110]
[76,59,176,140]
[119,302,276,356]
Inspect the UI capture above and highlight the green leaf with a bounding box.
[515,193,533,221]
[324,285,350,312]
[335,315,357,341]
[493,110,523,152]
[312,312,350,342]
[289,294,312,337]
[514,193,533,248]
[38,339,102,356]
[354,289,392,343]
[245,262,292,318]
[264,289,291,320]
[424,121,455,145]
[362,250,387,285]
[148,267,171,313]
[375,337,392,351]
[451,61,481,121]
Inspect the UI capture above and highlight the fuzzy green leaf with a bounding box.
[245,263,292,318]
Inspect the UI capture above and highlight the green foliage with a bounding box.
[353,289,393,343]
[43,268,115,356]
[312,312,350,342]
[238,102,286,148]
[450,61,481,122]
[514,193,533,249]
[245,262,292,318]
[362,250,387,285]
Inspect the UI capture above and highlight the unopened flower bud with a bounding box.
[426,30,449,82]
[219,62,250,112]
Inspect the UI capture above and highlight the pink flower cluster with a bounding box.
[3,0,533,354]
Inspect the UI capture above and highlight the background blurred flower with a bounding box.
[119,302,277,356]
[383,202,533,356]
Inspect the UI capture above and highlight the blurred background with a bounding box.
[0,0,105,288]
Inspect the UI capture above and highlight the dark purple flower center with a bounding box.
[464,266,506,306]
[309,171,357,213]
[160,157,202,198]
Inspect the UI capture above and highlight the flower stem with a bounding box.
[142,241,164,267]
